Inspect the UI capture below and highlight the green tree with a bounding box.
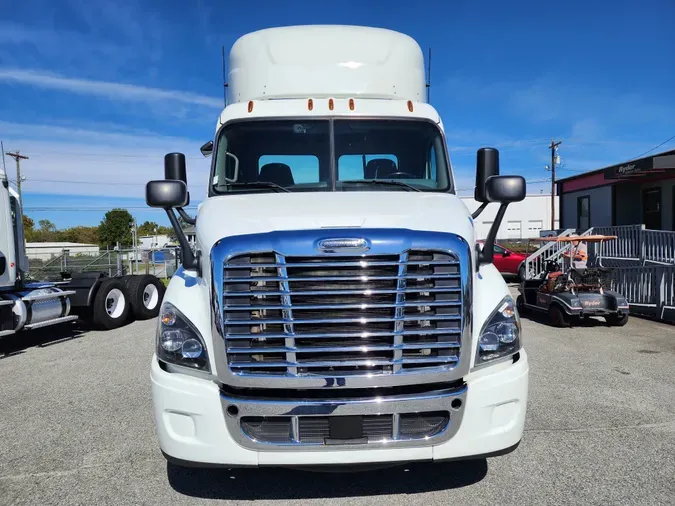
[31,219,58,242]
[23,215,36,241]
[59,226,100,245]
[38,219,56,233]
[137,221,160,237]
[98,208,133,247]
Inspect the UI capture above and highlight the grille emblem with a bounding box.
[316,238,370,253]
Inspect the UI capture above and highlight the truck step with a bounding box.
[22,290,76,303]
[0,300,15,307]
[0,329,16,337]
[23,315,79,330]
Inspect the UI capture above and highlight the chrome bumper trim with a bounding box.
[221,384,467,451]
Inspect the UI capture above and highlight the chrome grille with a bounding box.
[222,249,462,377]
[239,412,450,445]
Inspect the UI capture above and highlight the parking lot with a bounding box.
[1,288,675,506]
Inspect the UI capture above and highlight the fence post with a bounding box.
[658,268,666,320]
[639,225,646,265]
[116,242,122,276]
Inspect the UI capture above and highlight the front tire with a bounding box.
[549,304,570,328]
[605,313,629,326]
[516,295,526,314]
[92,278,131,330]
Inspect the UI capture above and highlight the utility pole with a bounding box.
[5,150,29,205]
[548,140,561,230]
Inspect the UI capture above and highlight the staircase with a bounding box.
[523,228,593,280]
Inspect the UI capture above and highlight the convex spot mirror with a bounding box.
[200,140,213,157]
[146,180,188,209]
[485,175,526,203]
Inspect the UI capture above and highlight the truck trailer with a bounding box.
[147,25,529,469]
[0,178,165,337]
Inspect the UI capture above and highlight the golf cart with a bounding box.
[516,235,630,327]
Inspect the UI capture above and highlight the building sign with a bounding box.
[604,157,653,179]
[616,163,640,175]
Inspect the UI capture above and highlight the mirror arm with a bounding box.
[479,203,509,265]
[471,202,488,219]
[165,208,200,275]
[176,207,197,225]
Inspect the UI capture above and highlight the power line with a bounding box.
[18,150,206,160]
[23,206,199,212]
[17,178,147,186]
[557,167,590,173]
[627,134,675,161]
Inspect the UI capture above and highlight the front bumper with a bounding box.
[151,350,529,467]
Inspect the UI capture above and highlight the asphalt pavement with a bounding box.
[1,288,675,506]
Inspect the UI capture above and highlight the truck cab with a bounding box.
[147,25,528,468]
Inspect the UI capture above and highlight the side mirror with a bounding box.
[503,250,511,257]
[200,140,214,157]
[165,153,187,184]
[485,175,526,203]
[474,147,500,203]
[146,180,188,209]
[477,174,527,265]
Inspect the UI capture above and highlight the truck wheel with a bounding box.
[605,313,629,326]
[516,295,526,313]
[92,278,130,330]
[549,305,570,328]
[126,275,165,320]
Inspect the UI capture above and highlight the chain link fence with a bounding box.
[26,245,180,282]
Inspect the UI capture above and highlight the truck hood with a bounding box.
[196,191,475,252]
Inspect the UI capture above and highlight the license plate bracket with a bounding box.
[326,415,364,442]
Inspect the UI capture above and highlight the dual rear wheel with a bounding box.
[91,275,165,329]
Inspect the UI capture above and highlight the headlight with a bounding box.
[475,295,521,367]
[156,302,210,371]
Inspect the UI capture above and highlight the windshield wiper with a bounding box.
[341,179,423,192]
[226,182,291,193]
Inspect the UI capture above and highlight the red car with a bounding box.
[477,240,528,280]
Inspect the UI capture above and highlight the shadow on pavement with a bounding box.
[0,322,89,358]
[167,459,488,500]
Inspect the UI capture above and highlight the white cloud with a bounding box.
[0,69,222,108]
[0,121,211,199]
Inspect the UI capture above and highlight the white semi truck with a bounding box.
[0,173,165,336]
[147,25,529,469]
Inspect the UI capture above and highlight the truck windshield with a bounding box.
[211,119,452,194]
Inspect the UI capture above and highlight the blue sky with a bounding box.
[1,0,674,228]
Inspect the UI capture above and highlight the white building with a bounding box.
[138,234,173,250]
[26,242,100,261]
[460,194,560,240]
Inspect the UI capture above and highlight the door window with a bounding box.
[577,196,590,230]
[642,187,662,230]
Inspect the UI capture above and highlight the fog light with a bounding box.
[161,329,184,352]
[181,338,203,358]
